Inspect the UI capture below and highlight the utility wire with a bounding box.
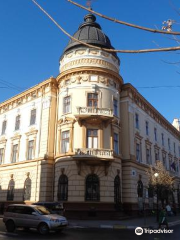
[31,0,180,53]
[0,78,24,92]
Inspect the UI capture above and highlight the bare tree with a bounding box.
[147,161,175,207]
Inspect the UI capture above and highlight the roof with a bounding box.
[62,13,119,62]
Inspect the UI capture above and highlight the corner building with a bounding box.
[0,14,180,218]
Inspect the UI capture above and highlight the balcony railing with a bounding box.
[76,107,113,117]
[74,148,114,159]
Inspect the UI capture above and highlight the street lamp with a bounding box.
[154,172,159,222]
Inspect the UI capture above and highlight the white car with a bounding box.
[3,204,68,234]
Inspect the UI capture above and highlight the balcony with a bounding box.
[75,107,114,125]
[76,107,113,117]
[74,148,114,160]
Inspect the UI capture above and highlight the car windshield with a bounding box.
[34,206,50,215]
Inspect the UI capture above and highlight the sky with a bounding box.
[0,0,180,123]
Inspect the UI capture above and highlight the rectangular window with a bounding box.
[146,148,151,164]
[0,148,4,165]
[30,109,36,125]
[113,99,118,117]
[114,133,119,154]
[145,121,149,135]
[87,93,98,107]
[163,155,166,169]
[15,115,20,131]
[135,113,139,129]
[1,120,7,135]
[155,151,159,161]
[87,129,98,148]
[27,140,34,160]
[63,96,71,114]
[61,131,70,153]
[161,133,164,146]
[154,128,157,141]
[174,142,176,154]
[168,138,171,151]
[12,144,18,163]
[136,143,141,162]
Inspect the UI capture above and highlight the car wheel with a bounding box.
[6,220,16,233]
[38,223,49,235]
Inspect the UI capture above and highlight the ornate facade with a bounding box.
[0,13,180,218]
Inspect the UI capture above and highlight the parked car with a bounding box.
[3,204,68,234]
[32,202,64,215]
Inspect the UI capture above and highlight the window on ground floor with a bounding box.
[114,175,121,204]
[85,174,100,201]
[57,174,68,201]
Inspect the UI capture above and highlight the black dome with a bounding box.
[63,13,119,61]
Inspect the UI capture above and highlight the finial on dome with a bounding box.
[84,13,96,23]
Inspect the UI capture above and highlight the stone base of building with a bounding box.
[61,202,126,220]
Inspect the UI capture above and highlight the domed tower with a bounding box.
[55,13,123,216]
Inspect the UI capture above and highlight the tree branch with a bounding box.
[68,0,180,35]
[32,0,180,53]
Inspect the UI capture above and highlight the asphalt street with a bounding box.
[0,225,179,240]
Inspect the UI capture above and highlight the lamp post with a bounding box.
[154,172,159,222]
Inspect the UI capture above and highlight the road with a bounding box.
[0,219,179,240]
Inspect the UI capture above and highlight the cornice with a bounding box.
[57,67,123,88]
[122,83,180,139]
[0,77,58,115]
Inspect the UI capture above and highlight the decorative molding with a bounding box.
[60,58,118,73]
[59,72,121,91]
[57,67,123,88]
[145,138,152,146]
[135,132,143,141]
[60,48,119,70]
[25,129,38,137]
[0,78,57,114]
[58,117,76,126]
[11,134,21,141]
[0,137,7,144]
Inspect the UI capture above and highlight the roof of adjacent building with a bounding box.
[63,13,119,62]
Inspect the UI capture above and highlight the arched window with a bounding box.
[57,174,68,201]
[114,175,121,204]
[7,179,15,201]
[23,177,31,201]
[85,174,100,201]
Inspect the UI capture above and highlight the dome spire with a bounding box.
[78,13,101,30]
